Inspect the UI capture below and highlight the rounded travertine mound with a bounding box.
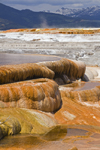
[70,86,100,102]
[72,60,86,79]
[0,108,57,137]
[0,58,86,84]
[38,58,86,80]
[0,63,54,84]
[0,78,61,112]
[83,66,100,81]
[60,82,100,103]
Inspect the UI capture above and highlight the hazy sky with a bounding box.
[1,0,100,11]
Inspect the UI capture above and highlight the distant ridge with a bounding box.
[0,3,100,30]
[56,6,100,20]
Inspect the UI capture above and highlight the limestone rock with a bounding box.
[55,83,100,128]
[0,116,21,140]
[60,82,100,103]
[38,58,86,80]
[83,67,94,81]
[83,66,100,81]
[0,63,54,84]
[0,78,62,112]
[62,74,70,84]
[0,58,86,84]
[0,108,57,136]
[54,78,65,85]
[54,74,71,85]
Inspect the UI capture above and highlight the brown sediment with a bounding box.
[0,78,61,112]
[2,28,28,33]
[0,58,86,84]
[38,58,86,80]
[2,28,100,34]
[59,81,100,103]
[0,108,57,136]
[70,85,100,103]
[54,81,100,129]
[55,95,100,127]
[0,63,54,84]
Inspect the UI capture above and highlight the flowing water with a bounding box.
[74,82,100,91]
[63,81,100,91]
[1,128,100,150]
[0,53,61,65]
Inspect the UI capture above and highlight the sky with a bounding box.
[0,0,100,12]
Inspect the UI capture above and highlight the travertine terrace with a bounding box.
[0,58,85,84]
[0,78,61,112]
[0,28,100,150]
[0,58,86,112]
[1,28,100,66]
[0,57,87,140]
[2,28,100,34]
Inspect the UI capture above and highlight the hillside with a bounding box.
[0,3,100,30]
[0,3,79,30]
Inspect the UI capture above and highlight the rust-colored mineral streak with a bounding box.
[0,78,61,112]
[2,28,100,34]
[38,58,86,80]
[0,58,86,85]
[0,63,54,84]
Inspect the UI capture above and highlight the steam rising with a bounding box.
[40,16,49,28]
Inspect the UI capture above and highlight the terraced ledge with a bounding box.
[0,58,86,85]
[0,78,61,112]
[83,66,100,81]
[0,108,57,139]
[0,57,87,140]
[0,63,54,84]
[2,28,100,34]
[38,58,86,84]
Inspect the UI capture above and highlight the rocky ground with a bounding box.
[0,28,100,67]
[0,39,100,66]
